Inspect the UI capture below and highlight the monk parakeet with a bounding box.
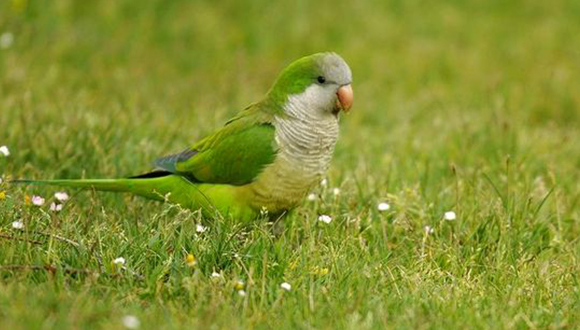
[17,52,353,221]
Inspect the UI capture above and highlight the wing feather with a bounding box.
[154,106,277,185]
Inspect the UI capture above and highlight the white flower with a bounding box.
[0,32,13,49]
[280,282,292,291]
[113,257,126,265]
[444,211,456,221]
[424,225,434,234]
[318,215,332,224]
[307,193,317,201]
[0,177,3,184]
[211,272,221,278]
[0,145,10,157]
[12,221,24,229]
[332,188,340,196]
[196,224,207,233]
[50,202,63,212]
[320,178,328,187]
[377,202,390,212]
[54,192,69,201]
[238,290,247,297]
[121,315,140,329]
[31,195,45,206]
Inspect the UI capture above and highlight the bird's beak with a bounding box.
[336,84,353,113]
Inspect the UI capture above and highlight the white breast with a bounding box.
[247,85,340,212]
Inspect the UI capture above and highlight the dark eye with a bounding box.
[317,76,326,84]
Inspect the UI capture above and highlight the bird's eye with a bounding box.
[317,76,326,84]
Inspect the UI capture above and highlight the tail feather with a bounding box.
[12,175,181,201]
[12,174,258,220]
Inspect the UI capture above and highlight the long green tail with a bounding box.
[13,175,258,220]
[14,176,180,201]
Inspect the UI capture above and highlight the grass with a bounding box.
[1,0,580,328]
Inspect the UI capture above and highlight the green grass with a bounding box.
[1,0,580,329]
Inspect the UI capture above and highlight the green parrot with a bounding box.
[17,52,354,221]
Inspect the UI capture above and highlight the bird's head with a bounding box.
[267,52,353,118]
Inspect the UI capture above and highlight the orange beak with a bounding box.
[336,84,353,113]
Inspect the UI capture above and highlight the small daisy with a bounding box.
[54,192,69,201]
[280,282,292,291]
[444,211,456,221]
[377,202,390,212]
[318,215,332,224]
[31,195,45,206]
[234,280,245,291]
[238,290,247,297]
[12,221,24,229]
[0,145,9,157]
[113,257,126,266]
[320,178,328,187]
[121,315,140,329]
[332,188,340,196]
[50,202,63,212]
[211,272,221,279]
[196,224,207,233]
[424,225,434,234]
[307,193,317,201]
[185,254,196,267]
[0,32,14,49]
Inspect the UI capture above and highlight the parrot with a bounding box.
[15,52,353,221]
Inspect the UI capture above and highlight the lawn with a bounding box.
[1,0,580,329]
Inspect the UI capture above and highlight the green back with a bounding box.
[155,104,277,185]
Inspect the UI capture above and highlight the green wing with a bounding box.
[154,106,277,186]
